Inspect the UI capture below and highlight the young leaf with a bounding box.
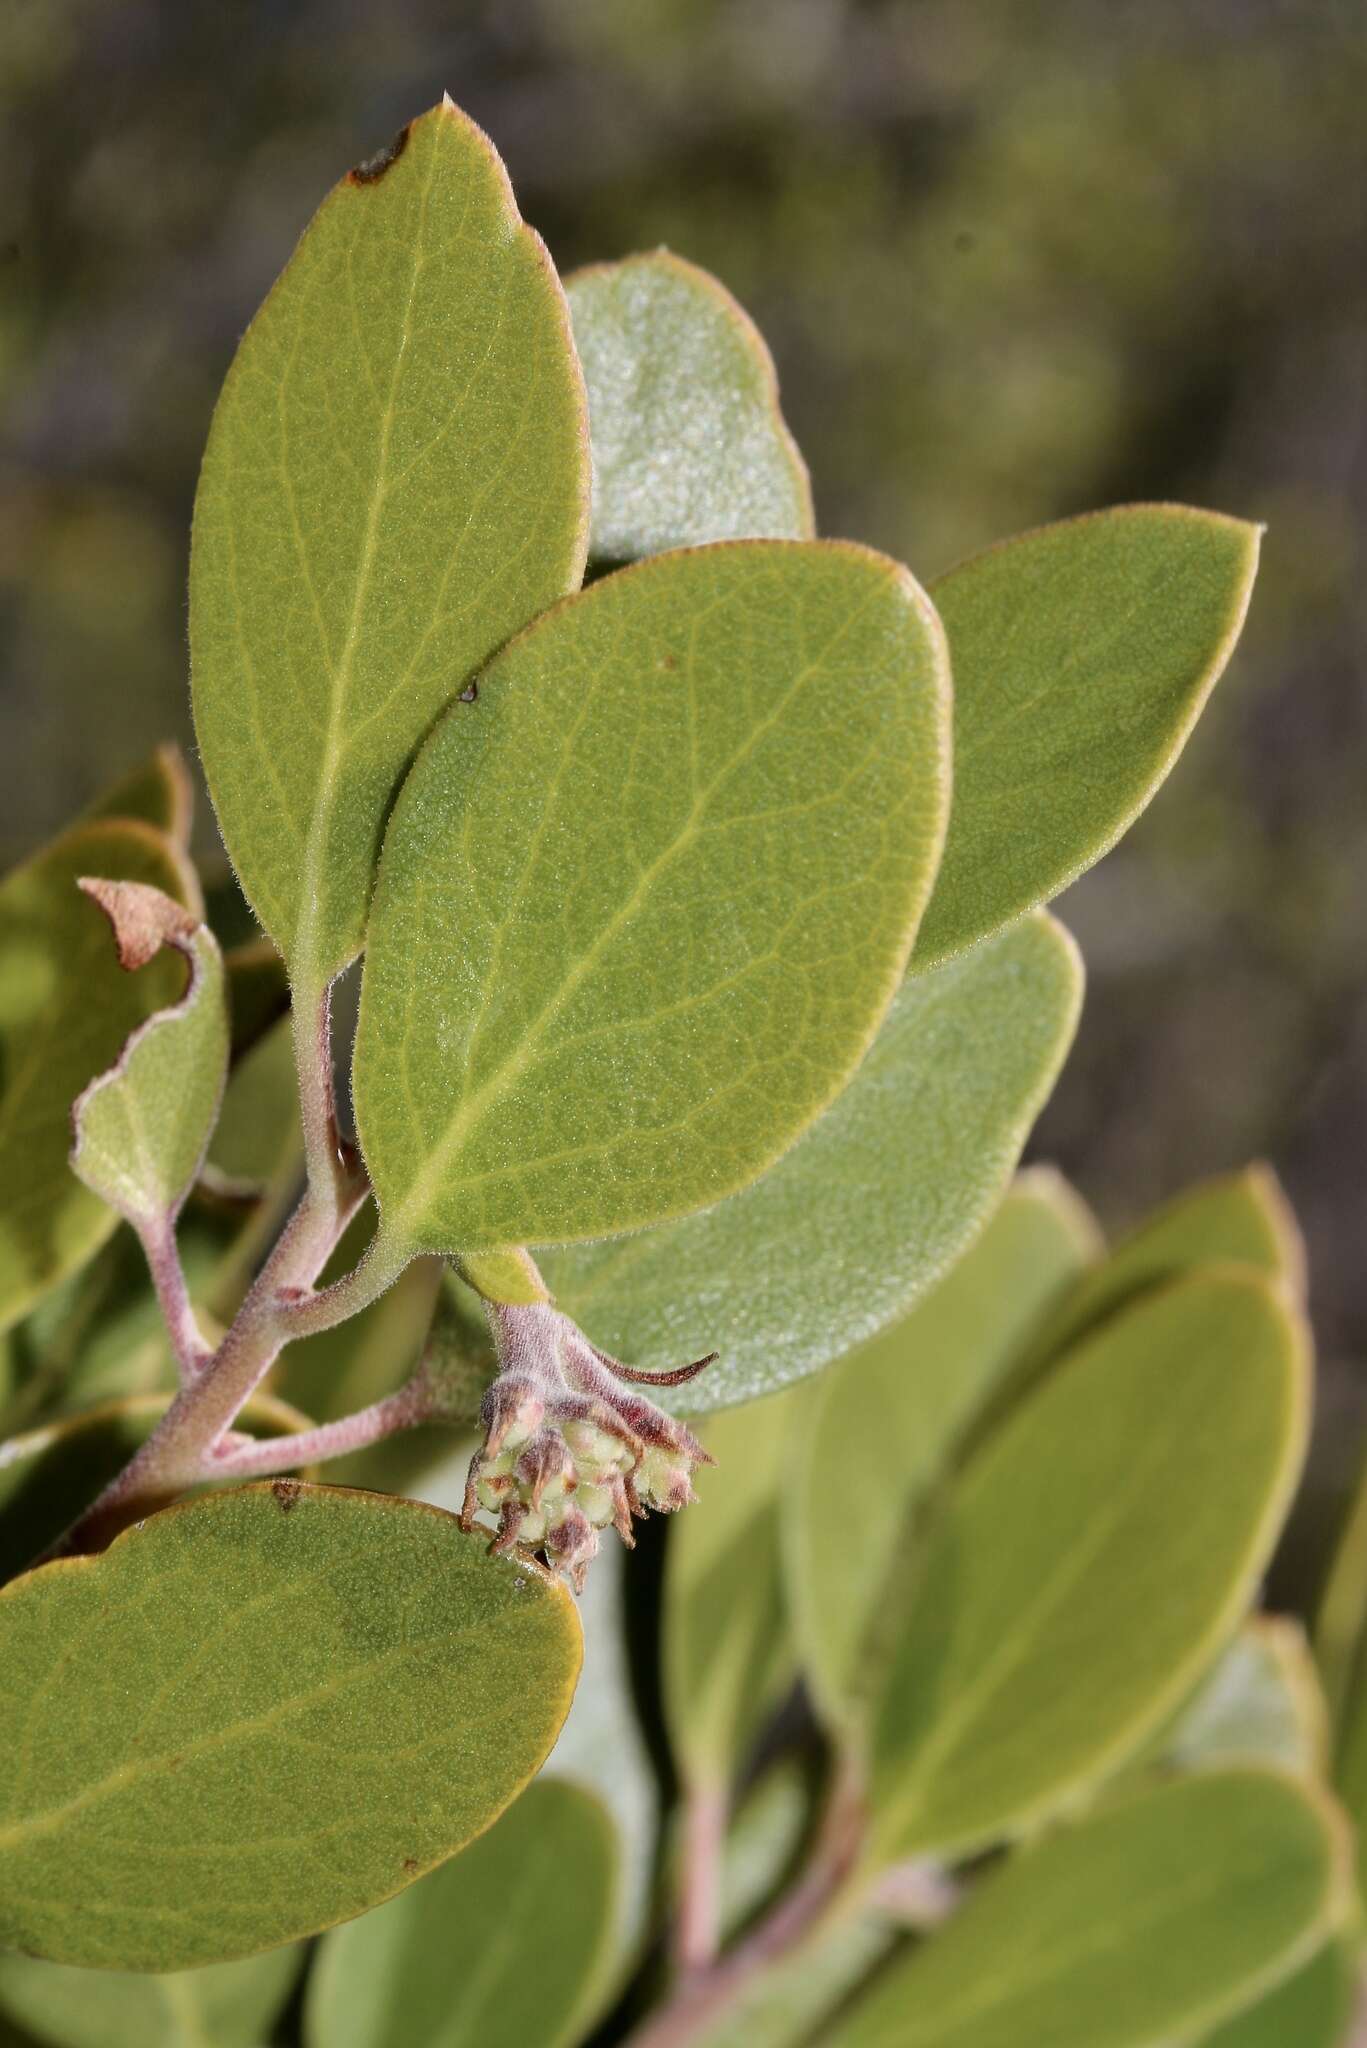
[540,912,1082,1413]
[566,250,813,562]
[664,1389,803,1798]
[784,1171,1100,1733]
[0,1484,580,1968]
[0,820,199,1338]
[354,539,951,1257]
[1193,1942,1355,2048]
[70,882,229,1232]
[189,98,590,984]
[827,1771,1349,2048]
[914,505,1261,967]
[79,744,193,849]
[1160,1619,1329,1778]
[306,1780,618,2048]
[866,1272,1309,1867]
[0,1391,312,1586]
[0,1945,302,2048]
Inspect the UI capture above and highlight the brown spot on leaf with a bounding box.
[271,1477,301,1513]
[349,124,411,186]
[402,1856,419,1875]
[78,877,198,971]
[661,654,678,671]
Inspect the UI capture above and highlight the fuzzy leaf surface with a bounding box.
[0,1945,302,2048]
[867,1272,1309,1866]
[566,250,812,562]
[306,1780,617,2048]
[70,883,228,1230]
[0,822,198,1338]
[829,1772,1347,2048]
[541,913,1081,1412]
[1160,1619,1329,1778]
[915,505,1261,966]
[0,1484,580,1968]
[785,1170,1100,1733]
[355,539,950,1256]
[189,99,590,981]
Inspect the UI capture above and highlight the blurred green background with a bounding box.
[1,0,1364,1553]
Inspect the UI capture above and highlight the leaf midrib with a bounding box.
[0,1604,528,1856]
[386,571,897,1241]
[283,137,441,986]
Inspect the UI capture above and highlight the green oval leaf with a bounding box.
[976,1163,1305,1459]
[0,821,199,1339]
[541,912,1082,1413]
[189,98,590,982]
[0,1945,302,2048]
[915,505,1261,967]
[828,1771,1349,2048]
[566,250,813,563]
[784,1170,1100,1733]
[0,1484,580,1968]
[867,1272,1309,1866]
[354,538,951,1257]
[1194,1942,1356,2048]
[70,883,229,1233]
[306,1779,618,2048]
[664,1389,803,1796]
[1023,1164,1303,1376]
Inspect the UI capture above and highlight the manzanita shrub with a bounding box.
[0,95,1355,2048]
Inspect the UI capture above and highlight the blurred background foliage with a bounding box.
[1,0,1364,1580]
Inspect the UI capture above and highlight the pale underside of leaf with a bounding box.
[566,247,814,562]
[541,912,1083,1413]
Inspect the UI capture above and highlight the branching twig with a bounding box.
[210,1374,438,1478]
[629,1761,867,2048]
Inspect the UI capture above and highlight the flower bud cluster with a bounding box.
[459,1301,714,1589]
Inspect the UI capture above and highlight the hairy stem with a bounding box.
[290,978,362,1232]
[53,1175,370,1556]
[672,1781,729,1977]
[211,1375,436,1478]
[627,1762,866,2048]
[138,1214,214,1383]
